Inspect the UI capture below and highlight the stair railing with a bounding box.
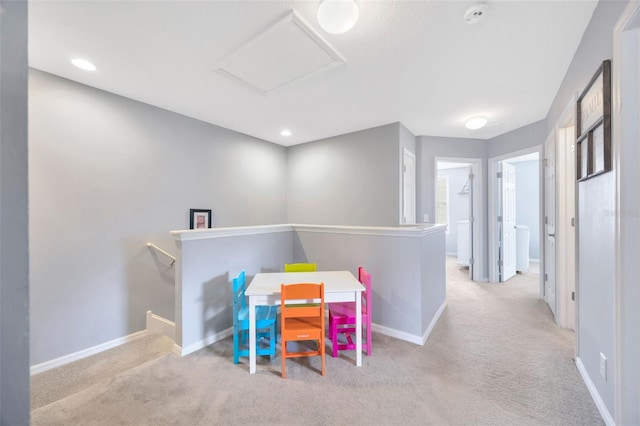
[147,243,176,266]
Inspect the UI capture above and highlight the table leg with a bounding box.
[355,291,362,367]
[249,297,256,374]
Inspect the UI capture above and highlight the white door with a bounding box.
[558,125,576,329]
[402,149,416,224]
[545,133,557,316]
[500,162,517,281]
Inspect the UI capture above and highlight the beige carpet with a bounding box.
[31,258,603,425]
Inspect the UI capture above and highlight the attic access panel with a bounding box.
[215,11,346,94]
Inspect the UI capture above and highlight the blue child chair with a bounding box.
[232,270,277,364]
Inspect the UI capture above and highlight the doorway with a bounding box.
[435,157,483,281]
[488,148,542,287]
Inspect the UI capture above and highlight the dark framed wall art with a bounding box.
[189,209,212,229]
[576,59,611,181]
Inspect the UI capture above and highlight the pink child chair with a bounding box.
[328,266,372,357]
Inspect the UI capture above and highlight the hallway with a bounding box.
[434,256,601,424]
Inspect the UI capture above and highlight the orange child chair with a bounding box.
[280,282,325,378]
[328,266,372,357]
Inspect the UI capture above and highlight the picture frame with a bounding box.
[576,60,611,181]
[189,209,212,229]
[577,138,589,180]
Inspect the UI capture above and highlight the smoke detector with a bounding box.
[464,3,489,24]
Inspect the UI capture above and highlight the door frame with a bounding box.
[401,148,416,225]
[554,96,578,331]
[543,130,557,314]
[613,3,640,424]
[488,146,543,290]
[434,157,484,281]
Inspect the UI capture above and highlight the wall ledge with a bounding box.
[171,223,446,241]
[171,224,293,241]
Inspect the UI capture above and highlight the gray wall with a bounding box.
[287,123,401,226]
[399,122,417,155]
[545,0,629,417]
[29,70,287,365]
[293,228,446,339]
[177,231,291,351]
[487,120,546,159]
[419,136,488,278]
[437,166,471,255]
[511,160,540,259]
[0,0,30,422]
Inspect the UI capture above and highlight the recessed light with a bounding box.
[465,116,488,130]
[280,129,292,137]
[71,58,97,71]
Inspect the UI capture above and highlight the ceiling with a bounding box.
[28,1,598,147]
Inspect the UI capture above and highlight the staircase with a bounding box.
[31,333,174,415]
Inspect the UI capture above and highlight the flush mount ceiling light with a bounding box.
[464,2,489,24]
[465,116,488,130]
[71,58,97,71]
[280,129,292,137]
[317,0,359,34]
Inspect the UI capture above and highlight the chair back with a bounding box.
[328,266,372,357]
[358,266,372,321]
[280,282,326,378]
[284,262,317,272]
[231,269,277,364]
[232,270,247,313]
[281,282,324,319]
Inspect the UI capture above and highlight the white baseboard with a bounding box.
[173,327,233,357]
[146,310,175,340]
[30,330,148,375]
[372,323,423,345]
[31,313,177,376]
[576,357,614,426]
[421,299,447,345]
[371,299,447,346]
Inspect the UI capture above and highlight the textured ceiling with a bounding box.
[28,1,598,146]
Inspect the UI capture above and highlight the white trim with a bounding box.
[146,311,175,340]
[613,3,640,423]
[554,95,578,332]
[30,330,148,375]
[371,299,447,346]
[371,324,423,345]
[171,224,293,241]
[174,327,233,357]
[421,300,447,344]
[171,223,447,241]
[435,157,484,281]
[293,223,446,237]
[576,357,615,426]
